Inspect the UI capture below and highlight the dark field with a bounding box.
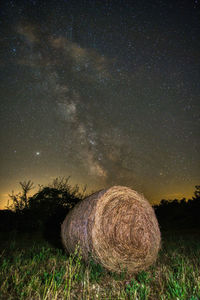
[0,229,200,299]
[0,181,200,299]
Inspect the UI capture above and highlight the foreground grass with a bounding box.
[0,230,200,299]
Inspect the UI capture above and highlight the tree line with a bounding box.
[0,179,199,241]
[154,185,200,230]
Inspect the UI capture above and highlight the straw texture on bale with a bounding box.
[61,186,161,274]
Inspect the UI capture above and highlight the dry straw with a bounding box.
[61,186,161,274]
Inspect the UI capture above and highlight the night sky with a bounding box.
[0,0,200,208]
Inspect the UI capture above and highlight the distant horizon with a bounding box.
[0,177,198,209]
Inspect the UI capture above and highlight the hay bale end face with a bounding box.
[61,186,161,274]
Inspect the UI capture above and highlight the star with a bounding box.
[0,0,199,209]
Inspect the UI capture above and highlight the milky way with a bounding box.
[0,0,200,207]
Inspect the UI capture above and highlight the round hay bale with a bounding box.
[61,186,161,274]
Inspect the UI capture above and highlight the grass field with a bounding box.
[0,230,200,300]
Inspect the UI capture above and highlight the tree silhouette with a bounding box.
[8,180,34,212]
[154,185,200,230]
[28,177,85,216]
[193,185,200,199]
[5,177,87,236]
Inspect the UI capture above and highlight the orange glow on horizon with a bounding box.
[0,178,197,210]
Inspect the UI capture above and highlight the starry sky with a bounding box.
[0,0,200,208]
